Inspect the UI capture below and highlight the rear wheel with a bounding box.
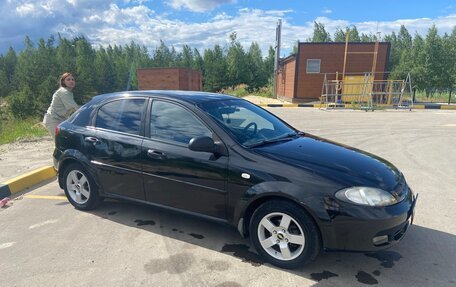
[250,200,321,269]
[63,163,102,210]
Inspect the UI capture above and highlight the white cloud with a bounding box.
[264,10,294,17]
[167,0,236,12]
[124,0,152,4]
[15,3,35,16]
[347,14,456,39]
[212,12,232,21]
[1,0,456,58]
[322,8,332,14]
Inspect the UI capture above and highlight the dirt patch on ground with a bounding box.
[0,136,54,182]
[242,95,288,105]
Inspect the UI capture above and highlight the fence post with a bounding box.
[449,89,452,105]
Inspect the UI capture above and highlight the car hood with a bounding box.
[253,134,402,191]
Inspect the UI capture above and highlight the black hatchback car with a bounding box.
[54,91,417,269]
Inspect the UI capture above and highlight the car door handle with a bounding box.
[147,149,167,159]
[85,137,100,145]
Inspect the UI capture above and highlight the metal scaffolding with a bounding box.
[320,72,413,111]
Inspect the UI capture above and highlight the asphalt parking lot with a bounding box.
[1,108,455,286]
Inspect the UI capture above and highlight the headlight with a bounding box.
[335,187,397,206]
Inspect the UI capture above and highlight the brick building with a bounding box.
[137,68,202,91]
[277,42,391,102]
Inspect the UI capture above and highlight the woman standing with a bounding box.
[43,72,79,138]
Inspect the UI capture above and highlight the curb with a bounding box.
[0,166,56,200]
[257,103,456,109]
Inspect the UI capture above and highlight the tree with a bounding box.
[192,48,204,72]
[34,37,58,112]
[95,46,116,94]
[7,86,35,119]
[347,26,360,42]
[178,45,194,68]
[360,33,376,42]
[441,32,455,98]
[56,34,76,74]
[3,47,17,92]
[153,40,174,67]
[424,25,445,95]
[226,32,248,88]
[334,27,361,42]
[74,36,97,102]
[410,33,427,93]
[0,69,9,97]
[333,28,346,42]
[263,46,275,80]
[203,45,227,92]
[449,27,456,100]
[311,22,332,42]
[111,45,129,91]
[246,42,266,91]
[397,26,412,51]
[384,32,398,71]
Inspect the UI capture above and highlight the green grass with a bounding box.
[414,91,455,103]
[222,84,274,98]
[0,118,48,145]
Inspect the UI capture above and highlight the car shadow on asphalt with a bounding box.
[87,199,456,286]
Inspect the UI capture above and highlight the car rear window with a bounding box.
[68,104,93,127]
[96,98,146,135]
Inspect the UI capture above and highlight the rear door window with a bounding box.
[96,99,146,135]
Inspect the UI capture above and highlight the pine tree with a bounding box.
[410,33,426,93]
[95,46,116,94]
[347,27,360,42]
[263,46,275,81]
[74,36,97,102]
[226,32,248,88]
[424,25,445,95]
[203,45,227,92]
[3,47,17,91]
[311,22,332,42]
[180,45,194,68]
[246,42,266,91]
[333,28,346,42]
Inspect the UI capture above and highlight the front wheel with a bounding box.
[250,200,321,269]
[63,163,102,210]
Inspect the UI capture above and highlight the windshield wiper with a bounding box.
[247,132,300,148]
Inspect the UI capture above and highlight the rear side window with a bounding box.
[96,99,146,135]
[150,101,212,144]
[68,104,92,127]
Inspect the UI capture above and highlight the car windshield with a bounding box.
[198,99,297,147]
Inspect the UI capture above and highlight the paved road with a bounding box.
[1,108,455,286]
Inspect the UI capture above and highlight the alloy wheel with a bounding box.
[257,212,305,261]
[66,170,91,204]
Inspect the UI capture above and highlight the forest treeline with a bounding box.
[0,23,455,119]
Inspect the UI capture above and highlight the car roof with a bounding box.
[92,90,239,105]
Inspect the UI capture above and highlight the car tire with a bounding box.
[63,163,102,210]
[249,200,321,269]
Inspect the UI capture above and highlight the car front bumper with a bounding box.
[319,187,417,252]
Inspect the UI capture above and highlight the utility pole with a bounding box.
[273,19,282,99]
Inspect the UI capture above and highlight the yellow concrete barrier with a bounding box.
[3,166,56,194]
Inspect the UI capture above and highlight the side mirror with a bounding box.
[188,136,216,153]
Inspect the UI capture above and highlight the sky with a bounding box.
[1,0,456,57]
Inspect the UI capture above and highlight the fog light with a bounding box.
[372,235,388,246]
